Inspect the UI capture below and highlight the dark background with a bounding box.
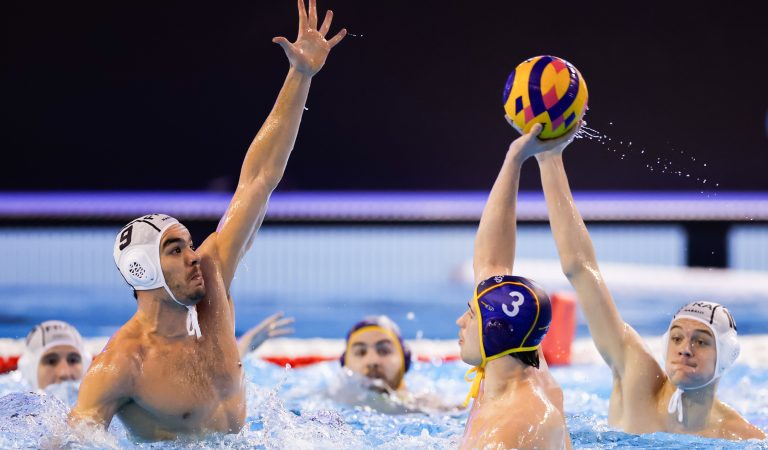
[3,1,767,192]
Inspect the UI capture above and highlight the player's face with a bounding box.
[160,224,205,304]
[37,345,83,389]
[457,302,482,366]
[665,318,717,389]
[345,329,404,390]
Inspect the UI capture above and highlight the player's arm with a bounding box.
[473,122,578,285]
[536,147,649,375]
[237,312,295,357]
[210,0,346,289]
[720,405,767,440]
[68,350,134,431]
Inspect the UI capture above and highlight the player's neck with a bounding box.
[667,381,718,430]
[482,356,534,399]
[135,289,191,339]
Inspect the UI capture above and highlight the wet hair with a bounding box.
[509,349,540,368]
[133,289,138,300]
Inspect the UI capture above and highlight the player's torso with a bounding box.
[118,334,245,439]
[460,381,565,450]
[119,256,245,440]
[609,367,669,433]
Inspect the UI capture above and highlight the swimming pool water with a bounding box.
[1,226,767,448]
[1,353,767,449]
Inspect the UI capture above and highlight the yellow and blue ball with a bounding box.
[503,55,588,139]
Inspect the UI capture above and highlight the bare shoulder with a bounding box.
[71,326,143,422]
[86,319,151,384]
[86,328,143,386]
[716,401,766,440]
[495,389,567,449]
[617,324,666,391]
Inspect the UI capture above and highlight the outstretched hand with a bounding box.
[506,118,581,162]
[273,0,347,76]
[238,312,295,356]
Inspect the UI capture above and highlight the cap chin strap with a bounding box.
[163,285,202,339]
[667,375,718,423]
[463,365,485,408]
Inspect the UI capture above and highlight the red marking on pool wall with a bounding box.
[259,292,576,369]
[0,356,19,374]
[541,292,577,365]
[262,355,338,368]
[0,296,575,373]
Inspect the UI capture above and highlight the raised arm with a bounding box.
[473,122,578,285]
[536,148,647,375]
[212,0,346,287]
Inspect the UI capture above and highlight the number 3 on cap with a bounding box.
[502,291,525,317]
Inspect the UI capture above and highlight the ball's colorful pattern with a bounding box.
[503,55,588,139]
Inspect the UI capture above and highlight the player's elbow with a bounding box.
[67,409,95,430]
[560,253,596,281]
[238,168,282,195]
[254,167,285,192]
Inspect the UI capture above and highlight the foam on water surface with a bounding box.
[1,347,766,449]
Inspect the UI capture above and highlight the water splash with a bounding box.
[576,122,721,198]
[1,359,766,449]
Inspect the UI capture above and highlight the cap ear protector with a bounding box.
[403,347,412,372]
[120,247,158,288]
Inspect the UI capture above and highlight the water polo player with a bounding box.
[335,315,458,414]
[457,123,575,450]
[17,320,92,404]
[535,131,766,440]
[68,0,346,440]
[340,316,411,392]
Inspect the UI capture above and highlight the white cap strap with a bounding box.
[186,305,202,339]
[667,387,684,423]
[162,271,202,340]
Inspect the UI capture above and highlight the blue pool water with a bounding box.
[2,225,767,341]
[3,283,768,342]
[1,226,767,447]
[1,355,767,449]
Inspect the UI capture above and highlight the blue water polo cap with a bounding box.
[475,275,552,361]
[463,275,552,407]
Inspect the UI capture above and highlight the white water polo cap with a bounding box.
[664,301,739,422]
[17,320,93,390]
[113,214,202,339]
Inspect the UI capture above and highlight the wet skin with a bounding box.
[455,124,576,449]
[72,225,245,440]
[457,303,569,450]
[68,0,346,440]
[536,145,767,440]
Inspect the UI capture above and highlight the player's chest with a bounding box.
[134,347,242,408]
